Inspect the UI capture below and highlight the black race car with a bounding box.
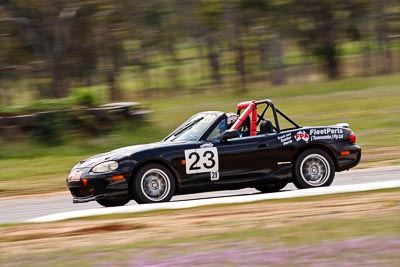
[67,99,361,207]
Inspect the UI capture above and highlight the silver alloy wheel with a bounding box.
[140,168,171,201]
[299,153,331,186]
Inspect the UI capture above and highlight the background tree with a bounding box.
[289,0,343,79]
[0,0,83,97]
[1,0,400,104]
[198,0,224,85]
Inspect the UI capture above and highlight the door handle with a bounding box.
[258,143,269,147]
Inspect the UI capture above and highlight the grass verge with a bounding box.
[1,74,400,196]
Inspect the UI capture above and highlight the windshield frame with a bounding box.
[163,111,225,142]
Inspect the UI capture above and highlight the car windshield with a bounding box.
[164,112,219,142]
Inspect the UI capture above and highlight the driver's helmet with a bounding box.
[226,112,239,129]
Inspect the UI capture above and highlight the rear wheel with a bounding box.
[96,198,130,207]
[131,163,176,204]
[293,149,335,189]
[255,182,288,193]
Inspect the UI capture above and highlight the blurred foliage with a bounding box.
[35,110,72,144]
[0,87,101,114]
[1,0,400,106]
[0,86,137,143]
[25,99,74,112]
[70,87,100,108]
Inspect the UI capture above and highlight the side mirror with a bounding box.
[220,130,240,143]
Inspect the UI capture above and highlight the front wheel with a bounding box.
[96,197,130,207]
[131,163,176,204]
[293,149,335,189]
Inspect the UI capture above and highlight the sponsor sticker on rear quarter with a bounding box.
[309,128,344,141]
[278,133,293,146]
[294,131,310,142]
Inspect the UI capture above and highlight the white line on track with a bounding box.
[27,180,400,223]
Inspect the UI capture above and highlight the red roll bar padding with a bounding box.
[232,100,258,136]
[250,107,257,136]
[236,101,253,110]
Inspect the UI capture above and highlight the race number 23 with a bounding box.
[184,147,219,174]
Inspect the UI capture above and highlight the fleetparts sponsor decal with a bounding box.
[280,127,345,146]
[291,128,344,143]
[309,128,344,141]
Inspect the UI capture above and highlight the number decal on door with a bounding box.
[185,147,219,175]
[203,151,216,169]
[187,152,201,171]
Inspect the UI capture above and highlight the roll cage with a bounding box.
[231,99,301,136]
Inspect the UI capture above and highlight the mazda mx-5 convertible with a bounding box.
[67,99,361,207]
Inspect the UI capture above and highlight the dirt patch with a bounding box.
[1,191,399,257]
[1,222,147,242]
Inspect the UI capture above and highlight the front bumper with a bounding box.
[66,167,132,203]
[72,190,129,203]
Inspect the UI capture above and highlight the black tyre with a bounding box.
[293,149,335,189]
[255,182,288,193]
[131,163,176,204]
[96,197,130,207]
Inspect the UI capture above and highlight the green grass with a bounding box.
[1,74,400,196]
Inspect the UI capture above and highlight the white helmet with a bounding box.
[226,112,238,129]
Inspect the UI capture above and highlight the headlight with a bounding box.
[92,161,119,173]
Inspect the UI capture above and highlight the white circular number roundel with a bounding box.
[184,147,219,179]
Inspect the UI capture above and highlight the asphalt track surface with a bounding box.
[1,166,399,224]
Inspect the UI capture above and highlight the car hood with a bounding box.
[74,141,180,169]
